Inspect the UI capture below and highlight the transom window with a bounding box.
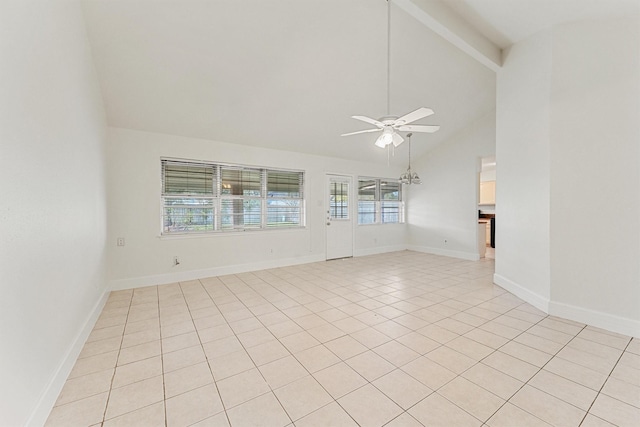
[162,159,304,234]
[358,177,403,225]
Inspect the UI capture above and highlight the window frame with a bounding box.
[357,177,404,225]
[161,158,305,235]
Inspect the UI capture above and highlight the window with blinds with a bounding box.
[161,159,304,234]
[357,177,403,225]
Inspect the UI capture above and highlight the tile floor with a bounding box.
[46,251,639,426]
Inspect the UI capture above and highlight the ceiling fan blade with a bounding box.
[394,107,434,125]
[352,116,385,127]
[397,124,440,133]
[392,133,404,147]
[341,128,381,137]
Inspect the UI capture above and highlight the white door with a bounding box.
[326,174,353,260]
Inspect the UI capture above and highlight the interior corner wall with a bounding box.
[0,1,109,425]
[494,29,553,310]
[549,15,640,336]
[106,127,406,290]
[406,111,496,260]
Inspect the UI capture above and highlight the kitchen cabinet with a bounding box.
[480,181,496,205]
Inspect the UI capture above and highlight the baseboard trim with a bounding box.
[407,245,480,261]
[354,245,408,257]
[493,273,550,313]
[26,290,109,427]
[109,254,326,291]
[549,301,640,338]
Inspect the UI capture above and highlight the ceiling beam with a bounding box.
[394,0,502,72]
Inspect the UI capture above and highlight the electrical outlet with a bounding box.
[117,237,125,246]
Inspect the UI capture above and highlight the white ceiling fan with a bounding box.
[341,0,440,148]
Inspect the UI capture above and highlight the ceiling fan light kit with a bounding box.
[341,0,440,150]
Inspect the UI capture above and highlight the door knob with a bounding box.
[326,222,330,226]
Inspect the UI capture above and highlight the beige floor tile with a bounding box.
[350,327,392,348]
[462,363,523,400]
[510,385,585,426]
[217,368,271,409]
[105,375,164,420]
[306,323,345,343]
[556,346,617,375]
[438,376,505,422]
[268,319,305,338]
[45,392,108,427]
[589,393,640,427]
[294,345,340,373]
[189,411,230,427]
[197,324,234,344]
[55,369,114,406]
[332,316,369,334]
[259,355,308,389]
[425,346,476,374]
[316,307,350,322]
[601,376,640,408]
[372,340,420,367]
[226,392,290,427]
[500,341,553,367]
[163,344,206,373]
[384,412,423,427]
[313,362,367,399]
[463,328,509,349]
[338,384,403,427]
[568,337,624,362]
[237,327,276,348]
[164,361,214,398]
[486,402,552,427]
[581,414,617,427]
[373,369,432,409]
[401,356,457,390]
[161,320,196,339]
[610,362,640,387]
[121,329,160,349]
[165,384,224,427]
[479,321,521,340]
[78,336,122,359]
[202,335,243,359]
[529,369,598,411]
[86,324,125,343]
[445,336,493,360]
[210,349,256,380]
[372,320,412,339]
[579,327,631,350]
[102,402,165,427]
[513,332,564,355]
[117,340,161,366]
[543,356,608,391]
[527,324,574,345]
[324,335,368,360]
[396,331,441,354]
[245,339,290,366]
[295,401,358,427]
[274,375,333,421]
[408,392,482,427]
[482,351,539,382]
[229,317,264,334]
[280,331,321,353]
[346,350,395,381]
[162,331,200,353]
[416,324,459,344]
[69,350,119,379]
[112,356,162,388]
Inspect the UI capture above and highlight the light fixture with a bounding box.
[341,1,440,147]
[399,133,421,185]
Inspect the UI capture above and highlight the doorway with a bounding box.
[326,174,353,260]
[479,156,496,259]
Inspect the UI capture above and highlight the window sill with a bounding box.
[159,226,307,240]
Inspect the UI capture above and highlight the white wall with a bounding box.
[107,127,406,289]
[494,30,553,308]
[0,1,108,425]
[407,112,496,260]
[495,14,640,336]
[549,16,640,333]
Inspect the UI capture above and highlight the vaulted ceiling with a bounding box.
[80,0,637,164]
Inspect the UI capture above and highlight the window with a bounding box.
[357,177,403,225]
[162,159,304,234]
